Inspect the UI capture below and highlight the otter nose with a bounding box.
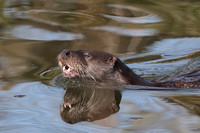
[61,49,71,57]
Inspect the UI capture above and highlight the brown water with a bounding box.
[0,0,200,132]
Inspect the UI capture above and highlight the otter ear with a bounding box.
[107,56,117,66]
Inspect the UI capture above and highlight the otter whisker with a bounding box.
[85,65,100,81]
[76,66,83,79]
[79,66,87,78]
[87,71,96,81]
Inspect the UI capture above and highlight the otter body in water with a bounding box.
[58,49,200,88]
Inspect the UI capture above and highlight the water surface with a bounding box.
[0,0,200,132]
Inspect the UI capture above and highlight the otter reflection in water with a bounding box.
[58,49,200,88]
[60,87,121,124]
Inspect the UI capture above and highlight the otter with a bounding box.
[60,87,121,124]
[58,49,200,88]
[58,49,151,86]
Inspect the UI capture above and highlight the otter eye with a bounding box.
[83,53,92,59]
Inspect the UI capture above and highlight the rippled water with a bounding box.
[0,0,200,132]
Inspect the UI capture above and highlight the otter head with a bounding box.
[57,49,117,81]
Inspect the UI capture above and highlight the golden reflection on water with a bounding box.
[166,95,200,116]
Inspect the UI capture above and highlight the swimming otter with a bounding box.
[58,49,200,88]
[58,49,151,85]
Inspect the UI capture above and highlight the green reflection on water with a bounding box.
[0,0,200,81]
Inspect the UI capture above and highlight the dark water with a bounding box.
[0,0,200,132]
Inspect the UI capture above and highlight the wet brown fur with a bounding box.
[58,49,200,88]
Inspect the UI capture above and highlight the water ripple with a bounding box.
[3,8,101,27]
[5,25,84,41]
[103,4,162,24]
[91,26,158,36]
